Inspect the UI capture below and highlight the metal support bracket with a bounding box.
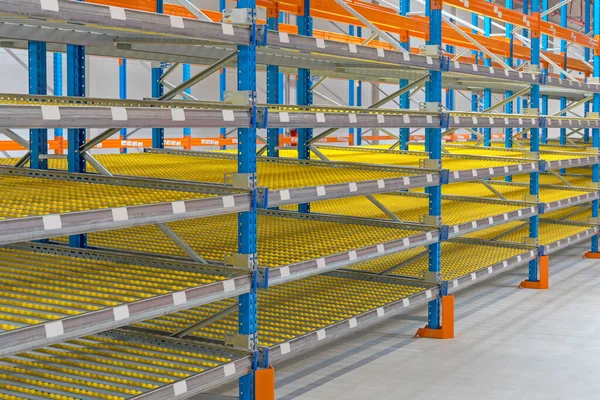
[421,215,441,226]
[257,106,268,129]
[257,25,268,46]
[225,90,253,106]
[257,267,269,289]
[257,347,270,369]
[223,8,254,25]
[231,253,256,270]
[524,237,539,246]
[419,45,442,57]
[420,102,442,113]
[226,333,254,349]
[421,159,442,170]
[525,194,539,203]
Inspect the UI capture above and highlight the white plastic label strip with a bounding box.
[171,108,186,122]
[45,320,64,338]
[403,298,410,307]
[113,305,130,321]
[280,342,291,355]
[222,110,235,122]
[349,318,358,328]
[112,207,129,222]
[223,196,236,208]
[317,258,326,269]
[223,363,236,377]
[377,244,385,253]
[377,308,385,317]
[172,291,187,306]
[426,290,432,299]
[41,106,61,120]
[109,6,127,20]
[316,113,326,123]
[280,266,290,278]
[222,23,235,36]
[40,0,59,12]
[377,180,385,189]
[349,250,358,261]
[172,201,186,214]
[316,38,326,49]
[349,114,358,124]
[280,190,291,201]
[173,381,188,396]
[223,279,236,292]
[43,214,62,230]
[349,43,358,53]
[377,114,385,124]
[170,16,185,29]
[349,182,358,192]
[317,329,327,341]
[316,186,326,196]
[279,112,290,123]
[279,32,289,43]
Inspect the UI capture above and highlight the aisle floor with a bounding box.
[208,244,600,400]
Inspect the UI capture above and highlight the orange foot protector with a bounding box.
[519,255,549,289]
[414,295,454,339]
[256,365,275,400]
[584,252,600,259]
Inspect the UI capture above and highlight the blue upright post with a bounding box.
[471,14,479,140]
[584,0,591,143]
[220,0,227,150]
[527,0,541,282]
[267,7,281,156]
[236,0,258,398]
[520,0,529,140]
[483,11,492,146]
[505,0,514,155]
[67,0,87,248]
[446,45,455,142]
[400,0,410,150]
[541,0,548,144]
[559,2,567,146]
[297,0,312,213]
[29,41,47,170]
[53,52,63,155]
[349,25,356,145]
[152,0,165,149]
[356,26,363,145]
[119,58,127,153]
[589,0,600,255]
[183,63,191,149]
[426,0,443,330]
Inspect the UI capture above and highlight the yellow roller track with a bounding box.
[0,334,231,399]
[544,206,592,222]
[68,213,420,267]
[0,249,227,332]
[0,153,414,189]
[438,181,594,203]
[508,173,593,187]
[134,274,426,348]
[345,241,525,280]
[283,193,524,226]
[464,221,592,244]
[0,174,208,220]
[287,146,528,170]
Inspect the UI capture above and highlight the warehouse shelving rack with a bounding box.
[1,0,600,398]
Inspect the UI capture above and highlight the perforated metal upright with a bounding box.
[29,40,47,170]
[585,0,592,143]
[236,0,259,398]
[483,11,492,146]
[559,1,568,147]
[400,0,411,150]
[119,58,127,153]
[540,0,548,144]
[152,0,165,149]
[527,0,541,283]
[426,0,443,330]
[67,0,87,248]
[297,0,313,213]
[504,0,514,156]
[267,4,281,157]
[53,52,63,154]
[591,0,600,253]
[183,63,192,149]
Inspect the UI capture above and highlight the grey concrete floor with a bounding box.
[206,244,600,400]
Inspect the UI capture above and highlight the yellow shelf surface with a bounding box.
[67,212,421,268]
[133,274,426,348]
[284,193,525,227]
[0,248,227,333]
[345,241,525,280]
[508,173,593,187]
[0,173,207,220]
[463,221,592,245]
[0,332,233,400]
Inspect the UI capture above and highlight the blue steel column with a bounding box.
[297,0,312,213]
[400,0,410,150]
[528,0,541,282]
[471,14,480,140]
[426,0,442,330]
[220,0,227,150]
[67,0,87,248]
[584,0,591,143]
[267,9,281,157]
[349,26,356,145]
[54,53,63,154]
[120,58,127,153]
[356,27,363,145]
[183,63,191,149]
[29,41,48,170]
[559,2,567,146]
[505,0,514,154]
[152,0,165,148]
[520,0,529,140]
[236,1,258,399]
[483,12,492,146]
[540,0,548,144]
[591,0,600,253]
[446,44,455,136]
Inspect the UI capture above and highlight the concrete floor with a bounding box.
[208,244,600,400]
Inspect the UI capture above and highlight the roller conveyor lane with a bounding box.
[307,145,540,181]
[0,244,252,357]
[0,165,251,245]
[60,210,440,287]
[0,329,252,400]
